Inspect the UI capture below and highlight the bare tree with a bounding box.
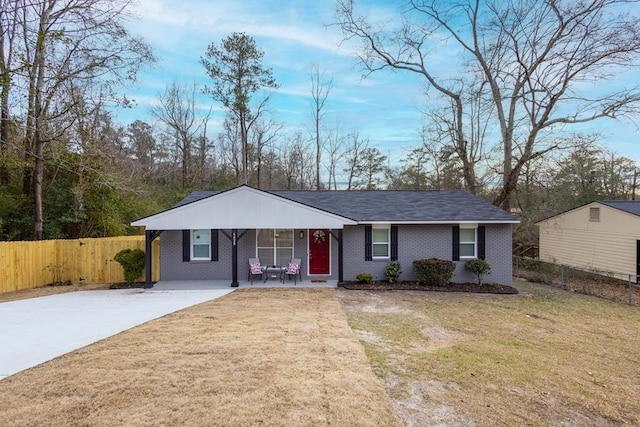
[336,0,640,209]
[342,130,369,190]
[324,125,346,190]
[152,81,211,189]
[280,132,302,189]
[309,63,332,189]
[126,120,157,181]
[0,0,19,186]
[249,117,281,188]
[10,0,153,239]
[336,0,476,193]
[217,116,242,181]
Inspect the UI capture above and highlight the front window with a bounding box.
[372,226,390,259]
[459,228,476,258]
[192,229,211,260]
[257,229,293,266]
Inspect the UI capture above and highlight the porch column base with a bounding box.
[230,281,239,288]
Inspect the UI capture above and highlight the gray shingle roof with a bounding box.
[600,200,640,217]
[173,188,518,223]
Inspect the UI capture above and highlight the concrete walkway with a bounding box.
[0,287,234,379]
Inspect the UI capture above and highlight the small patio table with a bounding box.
[262,265,285,283]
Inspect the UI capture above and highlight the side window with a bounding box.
[372,226,390,259]
[459,228,476,258]
[192,229,211,260]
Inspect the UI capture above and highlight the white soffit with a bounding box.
[131,186,357,230]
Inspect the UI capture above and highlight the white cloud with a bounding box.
[115,0,640,165]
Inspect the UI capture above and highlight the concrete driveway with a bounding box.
[0,287,234,379]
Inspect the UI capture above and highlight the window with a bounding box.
[459,228,476,258]
[372,226,390,259]
[256,229,293,266]
[589,207,600,221]
[453,225,485,261]
[191,229,211,260]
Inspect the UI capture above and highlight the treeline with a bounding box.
[1,0,639,248]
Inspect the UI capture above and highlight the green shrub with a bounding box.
[385,261,402,284]
[356,273,373,284]
[412,258,455,286]
[464,259,491,285]
[114,249,146,284]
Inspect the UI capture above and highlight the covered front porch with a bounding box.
[131,186,358,288]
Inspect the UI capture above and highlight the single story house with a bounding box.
[536,200,640,279]
[131,185,519,287]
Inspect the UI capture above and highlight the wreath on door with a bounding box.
[313,230,326,244]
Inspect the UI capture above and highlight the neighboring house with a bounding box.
[536,201,640,279]
[131,185,519,287]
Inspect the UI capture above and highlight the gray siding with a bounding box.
[343,224,513,285]
[160,229,339,282]
[160,224,512,285]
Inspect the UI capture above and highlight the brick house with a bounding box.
[131,185,519,287]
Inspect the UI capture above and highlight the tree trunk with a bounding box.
[315,116,321,189]
[240,113,248,185]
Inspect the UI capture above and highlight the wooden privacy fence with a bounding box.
[0,236,160,294]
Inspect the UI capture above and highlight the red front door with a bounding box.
[309,229,330,275]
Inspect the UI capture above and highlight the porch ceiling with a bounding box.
[131,186,357,230]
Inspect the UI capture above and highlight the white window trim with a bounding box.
[459,226,477,259]
[191,229,211,261]
[256,228,294,266]
[372,224,391,260]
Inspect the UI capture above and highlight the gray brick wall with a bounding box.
[160,230,234,280]
[342,224,513,285]
[160,229,339,282]
[160,224,512,285]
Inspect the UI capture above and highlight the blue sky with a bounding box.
[117,0,640,166]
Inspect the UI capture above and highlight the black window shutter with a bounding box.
[211,229,219,261]
[452,225,460,261]
[390,226,398,261]
[365,225,372,261]
[477,226,486,259]
[182,230,190,262]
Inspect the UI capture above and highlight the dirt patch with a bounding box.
[386,374,474,427]
[336,280,640,426]
[337,288,472,426]
[0,288,401,426]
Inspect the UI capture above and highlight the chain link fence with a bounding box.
[513,256,639,306]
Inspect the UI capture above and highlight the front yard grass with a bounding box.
[2,280,638,425]
[0,282,108,303]
[0,288,400,426]
[336,279,640,426]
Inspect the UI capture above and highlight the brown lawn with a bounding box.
[2,279,639,426]
[0,288,400,426]
[0,282,109,303]
[336,279,640,426]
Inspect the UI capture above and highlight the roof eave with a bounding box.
[358,220,520,225]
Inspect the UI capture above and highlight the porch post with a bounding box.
[338,229,344,284]
[231,229,239,287]
[144,229,153,288]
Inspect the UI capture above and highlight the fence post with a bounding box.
[561,264,565,290]
[629,275,633,305]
